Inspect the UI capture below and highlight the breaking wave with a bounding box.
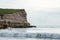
[0,28,60,39]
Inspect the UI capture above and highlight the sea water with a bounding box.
[0,28,60,40]
[0,38,60,40]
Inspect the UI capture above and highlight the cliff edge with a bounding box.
[0,9,33,28]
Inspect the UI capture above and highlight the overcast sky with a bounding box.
[0,0,60,27]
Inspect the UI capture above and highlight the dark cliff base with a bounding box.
[13,26,36,28]
[0,26,36,29]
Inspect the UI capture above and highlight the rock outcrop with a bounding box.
[0,9,32,28]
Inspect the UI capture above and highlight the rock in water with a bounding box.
[0,9,32,28]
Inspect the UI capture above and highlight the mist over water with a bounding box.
[0,28,60,40]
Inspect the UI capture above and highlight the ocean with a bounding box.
[0,28,60,40]
[0,38,60,40]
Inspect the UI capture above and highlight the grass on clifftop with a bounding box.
[0,8,24,15]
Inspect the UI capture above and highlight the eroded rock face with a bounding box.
[0,9,30,28]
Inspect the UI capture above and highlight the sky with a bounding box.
[0,0,60,27]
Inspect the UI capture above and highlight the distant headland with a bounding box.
[0,8,36,29]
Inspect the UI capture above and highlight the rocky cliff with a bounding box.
[0,9,31,28]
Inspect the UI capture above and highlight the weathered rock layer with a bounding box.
[0,9,30,28]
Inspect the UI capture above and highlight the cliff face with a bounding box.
[0,9,30,28]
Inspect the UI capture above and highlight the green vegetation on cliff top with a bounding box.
[0,8,24,15]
